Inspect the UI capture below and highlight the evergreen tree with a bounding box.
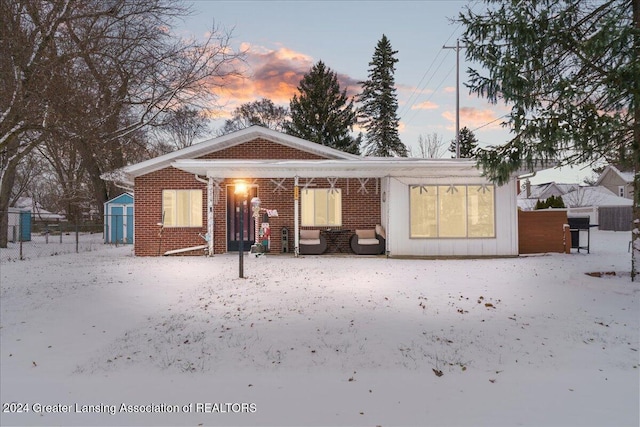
[459,0,638,278]
[448,126,479,158]
[358,35,407,157]
[285,61,361,154]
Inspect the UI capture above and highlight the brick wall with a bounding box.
[134,138,381,256]
[518,209,570,254]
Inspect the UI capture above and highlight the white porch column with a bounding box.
[294,175,299,257]
[207,177,214,256]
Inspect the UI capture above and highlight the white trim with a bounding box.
[115,126,360,184]
[294,176,299,257]
[171,158,483,179]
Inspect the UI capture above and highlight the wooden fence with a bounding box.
[598,206,633,231]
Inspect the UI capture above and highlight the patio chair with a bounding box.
[299,229,327,255]
[350,225,386,255]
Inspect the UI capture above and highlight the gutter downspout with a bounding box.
[294,175,299,257]
[195,174,214,257]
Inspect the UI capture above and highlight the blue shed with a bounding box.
[104,193,134,244]
[7,208,31,242]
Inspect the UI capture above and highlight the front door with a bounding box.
[226,186,257,251]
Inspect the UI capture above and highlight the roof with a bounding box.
[105,193,134,205]
[518,185,633,210]
[561,186,632,208]
[110,126,361,185]
[518,182,580,200]
[104,126,550,186]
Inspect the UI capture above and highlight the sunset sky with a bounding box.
[179,0,594,183]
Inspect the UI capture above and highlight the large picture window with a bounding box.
[301,189,342,227]
[162,190,202,227]
[410,185,495,238]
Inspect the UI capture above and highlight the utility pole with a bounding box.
[443,39,464,159]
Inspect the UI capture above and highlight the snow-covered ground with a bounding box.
[1,230,638,427]
[0,232,106,261]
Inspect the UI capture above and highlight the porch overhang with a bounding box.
[171,158,485,179]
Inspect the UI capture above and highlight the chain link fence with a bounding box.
[1,211,132,262]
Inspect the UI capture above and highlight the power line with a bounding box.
[470,114,510,132]
[398,5,465,119]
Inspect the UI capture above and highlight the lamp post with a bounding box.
[234,180,248,278]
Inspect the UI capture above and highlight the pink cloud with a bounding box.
[208,44,361,113]
[442,107,503,130]
[411,101,439,110]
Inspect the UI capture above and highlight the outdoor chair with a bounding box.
[298,229,327,255]
[350,225,386,255]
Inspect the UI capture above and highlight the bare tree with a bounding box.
[0,0,244,246]
[410,133,446,159]
[153,106,211,154]
[218,98,289,135]
[563,187,605,208]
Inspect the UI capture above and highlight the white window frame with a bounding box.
[409,184,495,238]
[162,189,203,228]
[301,188,342,227]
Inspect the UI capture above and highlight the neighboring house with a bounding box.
[517,181,579,210]
[104,126,524,257]
[517,181,633,230]
[595,165,634,200]
[14,197,66,222]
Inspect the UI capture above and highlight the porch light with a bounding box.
[234,180,249,278]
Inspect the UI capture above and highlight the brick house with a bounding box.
[106,126,522,257]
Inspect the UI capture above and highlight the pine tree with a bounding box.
[358,35,407,157]
[448,126,479,158]
[285,61,361,154]
[459,0,638,278]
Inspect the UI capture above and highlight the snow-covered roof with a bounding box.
[517,181,580,200]
[108,126,361,185]
[104,126,553,186]
[561,186,632,208]
[14,197,66,220]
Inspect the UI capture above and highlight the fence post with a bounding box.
[19,211,24,260]
[58,219,62,244]
[76,222,79,253]
[45,223,49,244]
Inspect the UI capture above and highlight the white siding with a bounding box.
[386,177,518,257]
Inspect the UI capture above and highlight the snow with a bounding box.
[1,230,639,426]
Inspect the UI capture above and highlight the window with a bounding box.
[301,189,342,226]
[618,186,625,197]
[162,190,202,227]
[410,185,495,238]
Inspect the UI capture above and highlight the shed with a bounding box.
[7,208,31,242]
[104,193,134,244]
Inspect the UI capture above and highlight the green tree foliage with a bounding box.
[358,35,407,157]
[219,98,289,135]
[459,0,639,277]
[449,126,479,158]
[285,61,361,154]
[534,195,566,210]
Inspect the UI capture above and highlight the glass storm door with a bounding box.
[226,186,257,251]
